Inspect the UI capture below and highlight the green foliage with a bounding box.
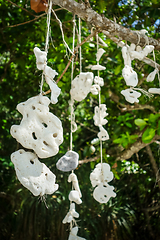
[134,113,160,143]
[113,132,138,148]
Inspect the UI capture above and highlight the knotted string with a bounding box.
[70,15,76,151]
[40,0,52,94]
[78,17,82,73]
[96,34,104,182]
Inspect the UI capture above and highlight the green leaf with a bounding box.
[125,122,132,128]
[157,120,160,136]
[134,119,147,130]
[142,128,156,143]
[114,65,122,75]
[149,113,160,123]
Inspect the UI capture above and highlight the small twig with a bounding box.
[43,30,97,95]
[6,13,46,28]
[57,30,97,82]
[76,120,97,133]
[6,0,35,16]
[79,156,100,165]
[142,204,160,212]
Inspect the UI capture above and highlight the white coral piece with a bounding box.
[90,84,100,95]
[68,227,86,240]
[122,65,138,87]
[63,203,79,224]
[94,76,104,86]
[90,163,113,187]
[10,95,63,158]
[121,88,141,104]
[93,182,116,204]
[97,126,109,141]
[34,47,47,70]
[93,104,108,126]
[146,69,158,82]
[70,72,94,101]
[11,149,58,196]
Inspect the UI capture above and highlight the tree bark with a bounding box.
[52,0,160,50]
[146,145,160,190]
[116,135,160,161]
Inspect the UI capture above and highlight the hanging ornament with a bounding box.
[63,203,79,224]
[68,173,82,198]
[93,183,116,204]
[56,151,79,172]
[121,88,141,104]
[121,35,156,104]
[148,88,160,94]
[89,34,115,204]
[11,149,58,196]
[34,47,47,70]
[68,172,82,204]
[93,104,108,126]
[70,72,94,101]
[128,43,154,61]
[68,227,86,240]
[10,95,63,158]
[90,163,114,187]
[90,163,116,204]
[122,65,138,87]
[94,76,104,86]
[90,84,100,95]
[97,126,110,141]
[91,64,106,71]
[34,47,61,104]
[96,48,105,62]
[146,69,158,82]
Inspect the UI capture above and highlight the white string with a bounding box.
[96,33,104,182]
[40,0,52,94]
[78,17,82,73]
[70,15,76,151]
[133,87,154,98]
[45,0,52,53]
[52,9,74,55]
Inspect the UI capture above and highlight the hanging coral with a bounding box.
[10,95,63,158]
[11,149,58,196]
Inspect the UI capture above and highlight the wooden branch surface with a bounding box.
[52,0,160,50]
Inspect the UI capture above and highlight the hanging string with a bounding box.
[78,17,82,73]
[45,0,52,53]
[96,33,104,179]
[70,15,76,151]
[52,9,74,55]
[40,0,52,94]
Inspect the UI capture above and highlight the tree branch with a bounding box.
[146,145,160,190]
[116,135,160,161]
[79,156,99,165]
[109,90,157,113]
[52,0,160,50]
[6,13,46,28]
[103,30,160,70]
[6,0,36,16]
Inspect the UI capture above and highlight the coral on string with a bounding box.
[11,149,58,196]
[10,95,63,158]
[68,227,86,240]
[121,88,141,104]
[63,203,79,224]
[56,151,79,172]
[70,72,94,101]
